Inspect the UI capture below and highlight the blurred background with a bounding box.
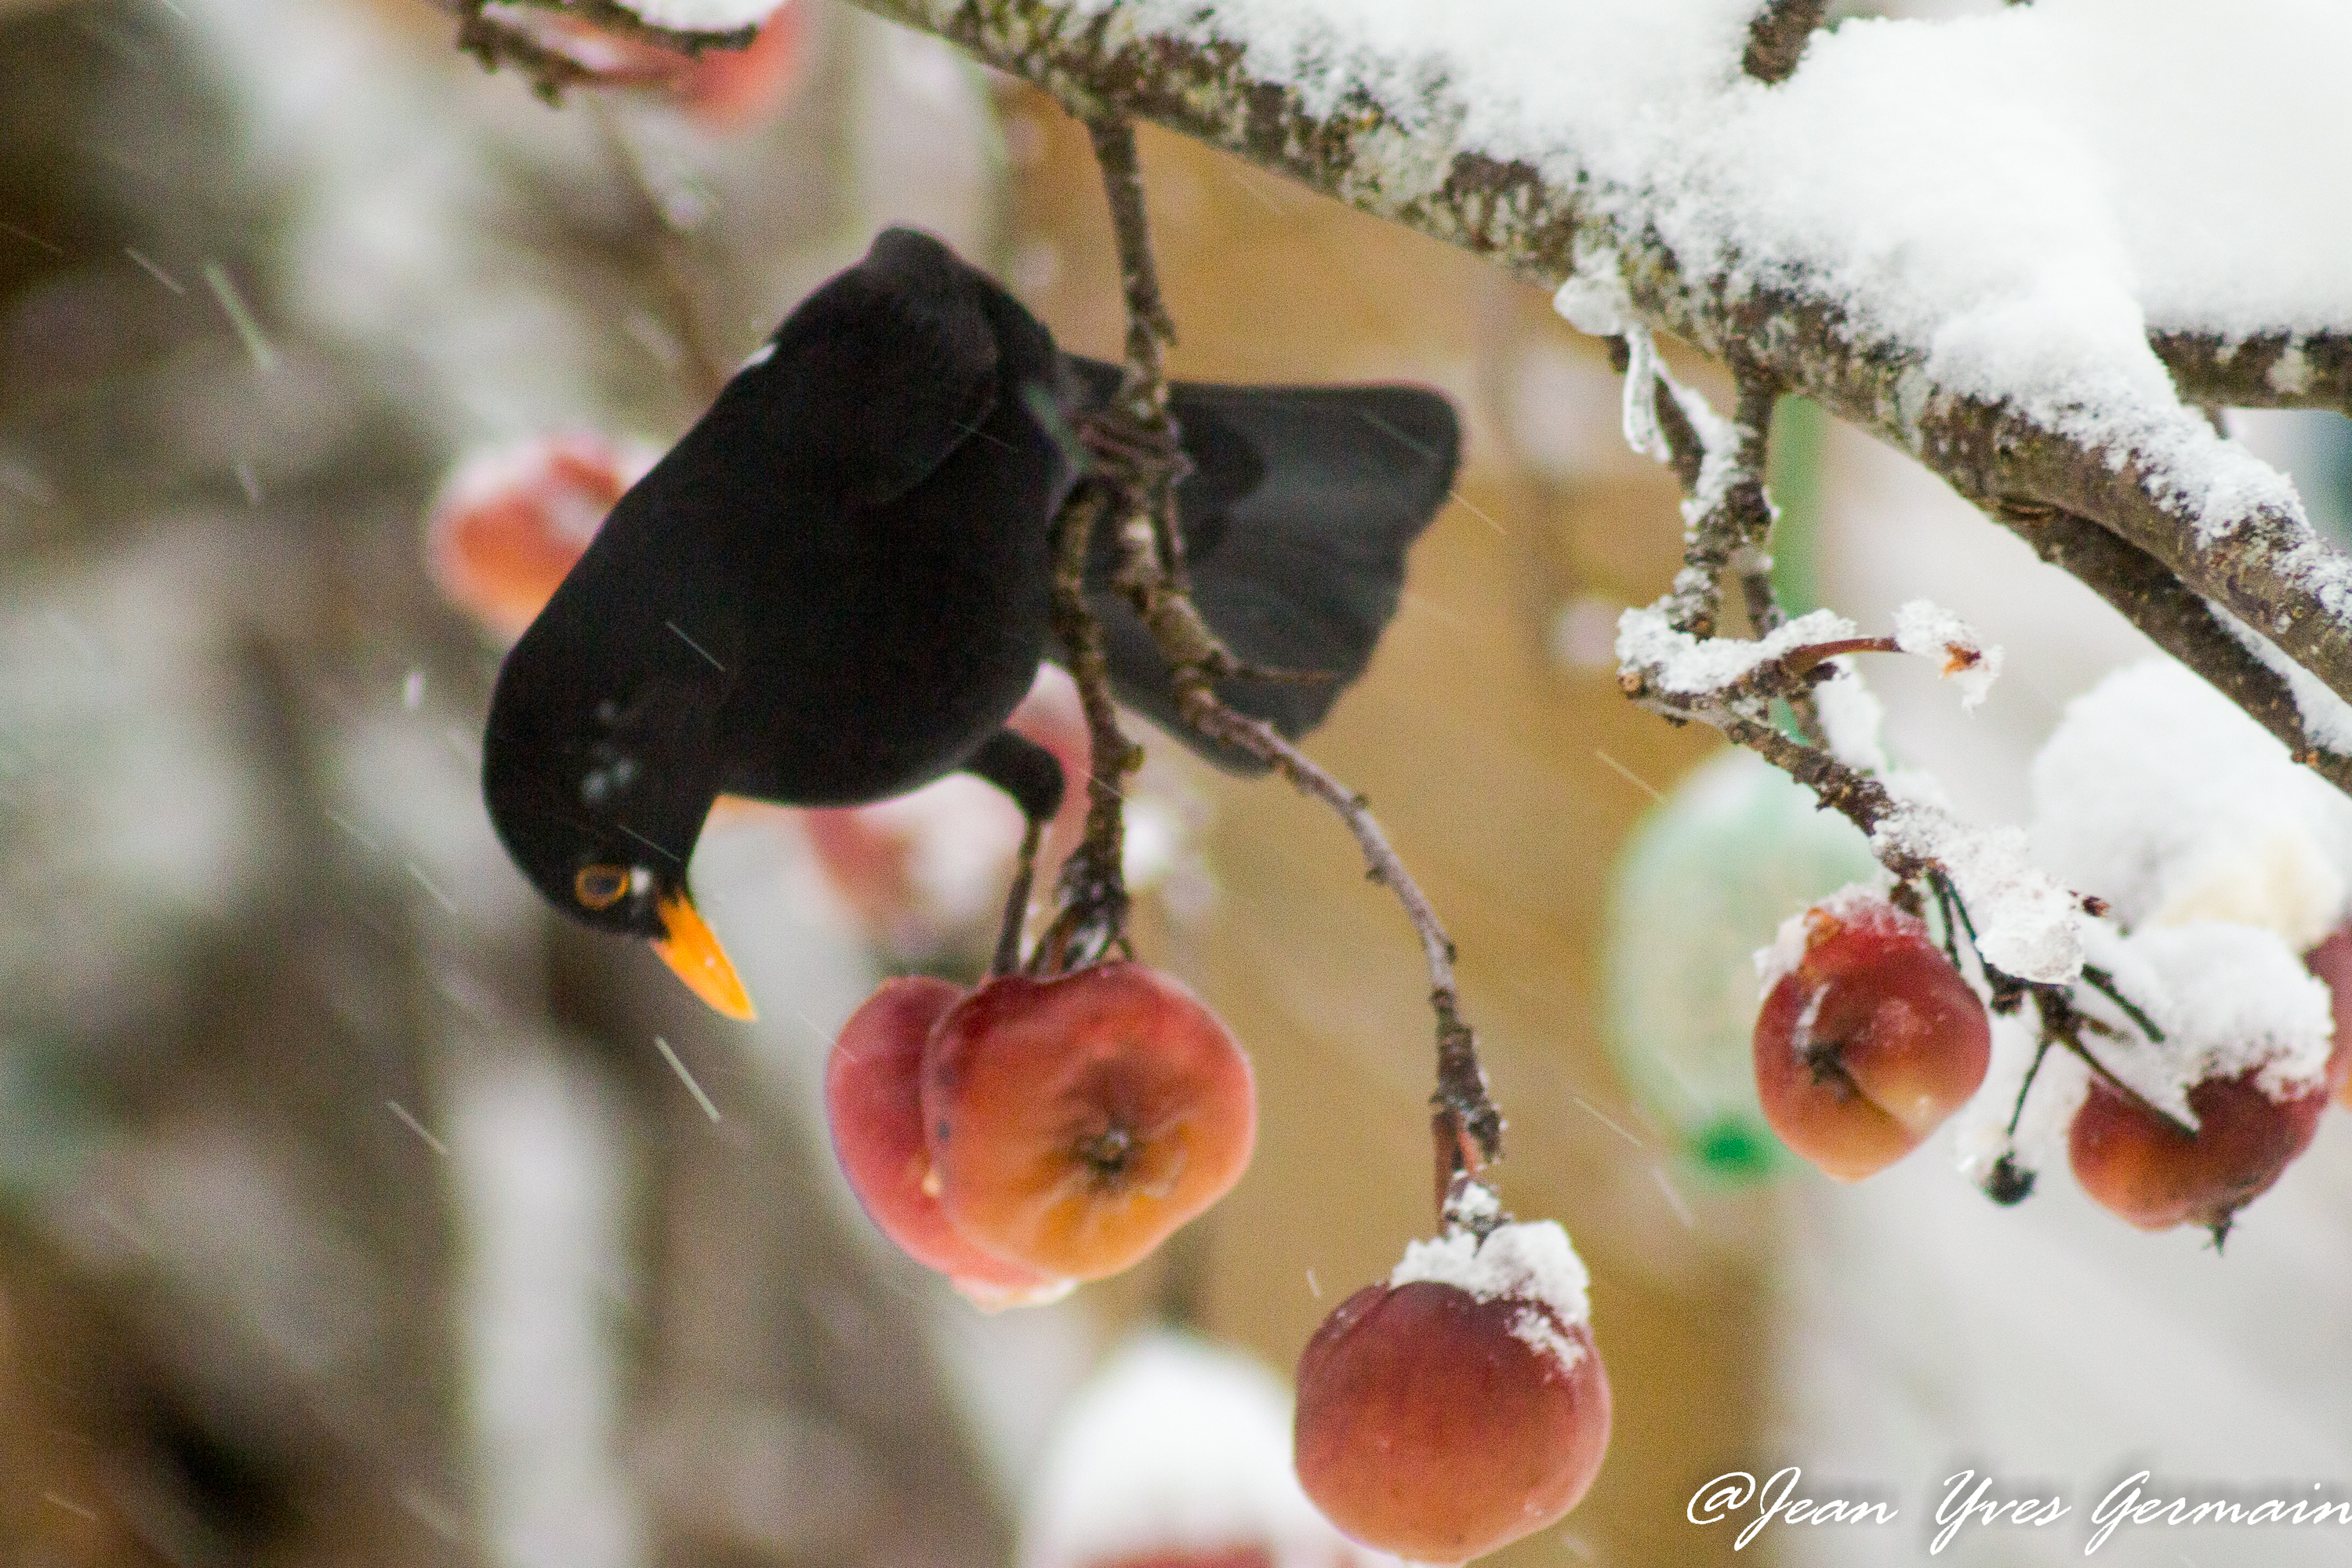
[2,0,2351,1565]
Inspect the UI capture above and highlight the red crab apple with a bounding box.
[2069,1062,2336,1237]
[825,976,1071,1308]
[2299,921,2352,1109]
[921,964,1254,1282]
[1294,1221,1610,1563]
[481,4,808,129]
[1753,894,1991,1181]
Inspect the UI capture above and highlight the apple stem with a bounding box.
[991,814,1047,978]
[1029,481,1141,975]
[2078,963,2166,1042]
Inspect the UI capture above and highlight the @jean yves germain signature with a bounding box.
[1688,1466,2352,1554]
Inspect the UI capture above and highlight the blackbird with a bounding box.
[483,227,1457,1018]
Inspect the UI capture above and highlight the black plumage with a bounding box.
[482,227,1457,1015]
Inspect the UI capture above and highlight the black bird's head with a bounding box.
[483,619,755,1021]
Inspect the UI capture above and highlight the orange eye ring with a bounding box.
[575,863,630,909]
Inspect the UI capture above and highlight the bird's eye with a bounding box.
[575,864,631,909]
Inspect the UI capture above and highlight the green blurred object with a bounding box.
[1766,395,1825,617]
[1602,747,1878,1182]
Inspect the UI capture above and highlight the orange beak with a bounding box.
[652,888,757,1021]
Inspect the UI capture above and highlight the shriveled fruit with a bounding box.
[1294,1220,1609,1563]
[921,964,1254,1282]
[1753,892,1990,1181]
[825,977,1070,1308]
[2070,1065,2332,1238]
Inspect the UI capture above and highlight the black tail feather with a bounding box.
[1066,357,1460,774]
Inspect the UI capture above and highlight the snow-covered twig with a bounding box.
[1999,501,2352,793]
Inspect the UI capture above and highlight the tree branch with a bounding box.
[503,0,2352,789]
[2153,329,2352,412]
[1993,502,2352,789]
[828,0,2352,777]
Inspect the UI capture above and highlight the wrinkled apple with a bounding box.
[825,976,1071,1308]
[1294,1219,1609,1563]
[921,964,1254,1282]
[1753,893,1990,1181]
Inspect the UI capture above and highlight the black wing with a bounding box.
[734,227,1001,510]
[1069,358,1460,774]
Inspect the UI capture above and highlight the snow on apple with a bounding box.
[1294,1213,1610,1564]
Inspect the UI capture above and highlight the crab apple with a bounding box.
[1752,894,1991,1181]
[2069,1065,2333,1237]
[474,5,806,129]
[1294,1221,1610,1563]
[920,964,1254,1283]
[673,3,808,128]
[423,433,651,640]
[825,976,1072,1309]
[2300,922,2352,1108]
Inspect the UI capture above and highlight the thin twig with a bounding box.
[2079,962,2165,1043]
[1178,684,1502,1167]
[1073,112,1504,1189]
[1030,485,1137,972]
[990,816,1045,976]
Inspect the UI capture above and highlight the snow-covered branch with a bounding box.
[543,0,2352,782]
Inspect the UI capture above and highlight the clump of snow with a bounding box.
[2098,922,2333,1112]
[1019,1332,1401,1568]
[1552,256,1635,338]
[1391,1218,1592,1371]
[1755,906,1813,997]
[612,0,774,30]
[1616,325,1672,466]
[1444,1178,1502,1229]
[1616,604,1857,696]
[1872,804,2082,984]
[1891,599,2002,712]
[2030,659,2352,949]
